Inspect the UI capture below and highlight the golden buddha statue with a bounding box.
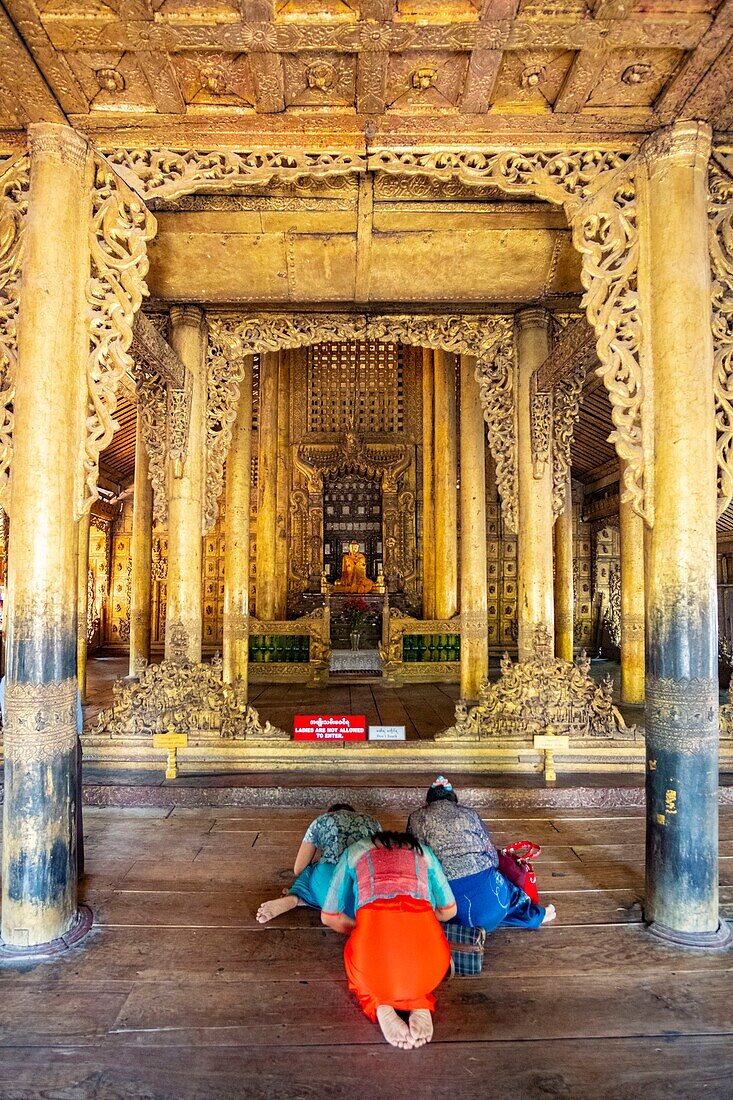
[332,540,374,593]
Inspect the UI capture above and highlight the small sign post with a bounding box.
[153,728,189,779]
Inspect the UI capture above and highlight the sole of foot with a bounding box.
[256,896,296,924]
[408,1009,433,1047]
[376,1005,415,1050]
[542,903,556,924]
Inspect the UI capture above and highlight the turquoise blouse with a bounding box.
[323,839,455,917]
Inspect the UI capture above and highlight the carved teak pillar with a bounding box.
[223,357,253,688]
[129,405,153,676]
[516,308,554,660]
[256,351,279,620]
[619,458,645,705]
[2,125,89,948]
[421,348,436,619]
[554,471,574,662]
[433,350,458,620]
[459,354,489,699]
[166,306,207,664]
[641,121,728,946]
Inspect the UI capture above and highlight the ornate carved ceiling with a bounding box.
[0,0,731,146]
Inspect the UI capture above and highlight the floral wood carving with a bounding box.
[0,153,28,516]
[709,150,733,520]
[438,649,634,742]
[212,311,515,525]
[83,154,156,516]
[530,390,552,479]
[136,367,168,525]
[106,148,366,204]
[552,358,586,516]
[93,655,288,740]
[370,149,646,521]
[204,317,249,532]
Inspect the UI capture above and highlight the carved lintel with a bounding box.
[130,312,185,388]
[106,148,367,204]
[535,317,596,393]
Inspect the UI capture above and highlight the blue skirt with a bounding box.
[449,867,545,932]
[289,861,356,919]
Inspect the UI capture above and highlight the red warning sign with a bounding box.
[293,715,367,741]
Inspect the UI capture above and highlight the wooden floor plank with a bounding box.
[104,972,733,1047]
[1,1037,730,1100]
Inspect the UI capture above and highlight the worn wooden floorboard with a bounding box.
[1,806,732,1099]
[1,1037,732,1100]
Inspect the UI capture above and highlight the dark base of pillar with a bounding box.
[647,918,732,951]
[0,904,93,959]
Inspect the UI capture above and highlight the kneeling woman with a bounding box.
[407,777,555,932]
[322,831,456,1050]
[257,804,380,923]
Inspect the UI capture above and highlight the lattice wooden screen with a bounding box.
[307,341,403,434]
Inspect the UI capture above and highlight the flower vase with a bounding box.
[349,631,361,651]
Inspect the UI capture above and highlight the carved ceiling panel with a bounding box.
[0,0,731,139]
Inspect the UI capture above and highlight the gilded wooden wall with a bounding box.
[103,341,594,653]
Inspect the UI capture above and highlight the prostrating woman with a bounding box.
[407,777,555,932]
[321,831,456,1050]
[256,803,381,923]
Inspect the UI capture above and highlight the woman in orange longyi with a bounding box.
[321,831,456,1050]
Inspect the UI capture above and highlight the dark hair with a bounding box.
[426,786,458,805]
[328,802,355,813]
[372,830,423,855]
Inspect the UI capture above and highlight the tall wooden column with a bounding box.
[516,308,554,660]
[166,306,206,663]
[459,354,488,699]
[620,458,645,705]
[256,351,279,620]
[2,124,89,948]
[433,350,458,620]
[422,348,436,619]
[223,358,253,688]
[554,471,574,661]
[641,121,727,946]
[275,349,290,620]
[76,511,90,703]
[129,406,153,676]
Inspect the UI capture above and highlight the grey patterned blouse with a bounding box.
[303,809,382,864]
[407,800,499,880]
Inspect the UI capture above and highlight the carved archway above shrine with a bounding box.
[108,143,647,526]
[205,311,514,533]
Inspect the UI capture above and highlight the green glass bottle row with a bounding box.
[402,633,460,663]
[249,635,310,663]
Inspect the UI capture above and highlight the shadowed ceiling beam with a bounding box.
[535,317,596,392]
[0,4,67,123]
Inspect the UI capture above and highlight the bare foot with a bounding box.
[256,895,299,924]
[408,1009,433,1047]
[376,1005,414,1050]
[542,903,556,924]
